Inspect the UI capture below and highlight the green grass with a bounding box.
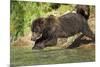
[10,46,95,66]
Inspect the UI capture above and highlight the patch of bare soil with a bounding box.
[88,14,95,34]
[78,44,95,49]
[11,33,33,47]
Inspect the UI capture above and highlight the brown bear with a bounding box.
[31,5,94,49]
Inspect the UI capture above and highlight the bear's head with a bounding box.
[31,15,57,41]
[31,17,46,41]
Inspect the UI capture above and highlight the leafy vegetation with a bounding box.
[10,1,51,41]
[10,1,74,42]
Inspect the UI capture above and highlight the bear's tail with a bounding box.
[75,5,90,20]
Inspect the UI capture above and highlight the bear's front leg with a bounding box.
[32,37,57,49]
[32,28,57,49]
[32,37,45,49]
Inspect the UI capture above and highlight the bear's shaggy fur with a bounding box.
[31,12,94,49]
[75,5,90,20]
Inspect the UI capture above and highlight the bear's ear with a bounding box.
[46,15,56,22]
[48,15,55,19]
